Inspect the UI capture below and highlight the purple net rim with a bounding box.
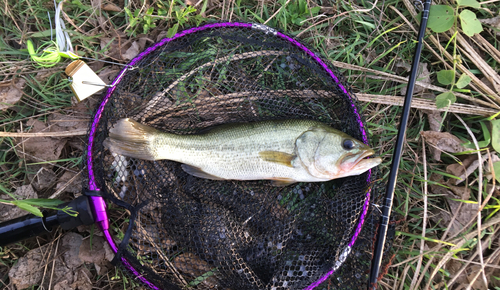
[86,22,373,290]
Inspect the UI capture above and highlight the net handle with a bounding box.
[368,0,432,288]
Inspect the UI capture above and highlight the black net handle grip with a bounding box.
[368,0,432,288]
[0,195,94,247]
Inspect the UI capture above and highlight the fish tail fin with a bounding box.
[104,118,161,160]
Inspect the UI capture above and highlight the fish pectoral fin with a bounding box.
[270,178,296,187]
[258,151,295,168]
[181,164,225,180]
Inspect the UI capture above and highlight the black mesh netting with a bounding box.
[88,24,387,290]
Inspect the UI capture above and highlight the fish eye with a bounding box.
[342,139,355,150]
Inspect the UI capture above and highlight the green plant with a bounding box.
[279,0,321,28]
[246,0,321,32]
[166,5,200,37]
[0,196,77,217]
[125,6,167,36]
[426,1,483,36]
[424,1,484,109]
[124,2,205,37]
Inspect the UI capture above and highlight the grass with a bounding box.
[1,0,500,289]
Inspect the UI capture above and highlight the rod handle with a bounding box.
[0,196,94,246]
[0,213,58,247]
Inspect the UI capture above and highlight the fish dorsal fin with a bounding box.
[258,151,295,168]
[181,164,225,180]
[270,177,296,187]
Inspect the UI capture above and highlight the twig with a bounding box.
[333,60,499,109]
[419,204,500,288]
[455,32,500,94]
[134,218,188,286]
[479,149,496,211]
[454,114,488,289]
[410,138,428,290]
[398,262,412,290]
[446,226,499,288]
[48,236,61,290]
[59,0,87,34]
[472,34,500,67]
[263,0,291,25]
[49,170,82,199]
[465,243,500,289]
[393,214,500,270]
[450,252,500,270]
[0,130,87,137]
[356,93,497,116]
[297,0,379,37]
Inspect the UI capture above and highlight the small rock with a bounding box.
[61,232,84,270]
[8,243,49,289]
[78,236,114,275]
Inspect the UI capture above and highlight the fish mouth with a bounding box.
[340,149,379,171]
[354,149,376,165]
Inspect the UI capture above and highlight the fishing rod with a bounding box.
[368,0,432,288]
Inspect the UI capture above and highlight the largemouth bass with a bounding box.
[104,118,381,186]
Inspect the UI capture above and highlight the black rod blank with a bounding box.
[368,0,432,288]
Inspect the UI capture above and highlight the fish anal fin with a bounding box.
[181,164,225,180]
[259,151,295,168]
[270,178,296,187]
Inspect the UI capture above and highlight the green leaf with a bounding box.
[491,119,500,153]
[188,268,218,287]
[437,70,455,85]
[167,23,179,38]
[456,74,472,88]
[310,7,321,15]
[294,17,306,26]
[427,5,455,33]
[457,0,480,8]
[460,9,483,36]
[130,18,138,28]
[31,30,53,38]
[460,121,491,149]
[355,20,376,30]
[435,92,456,109]
[493,161,500,183]
[396,231,457,246]
[124,7,133,18]
[12,201,43,217]
[20,198,64,207]
[476,121,491,148]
